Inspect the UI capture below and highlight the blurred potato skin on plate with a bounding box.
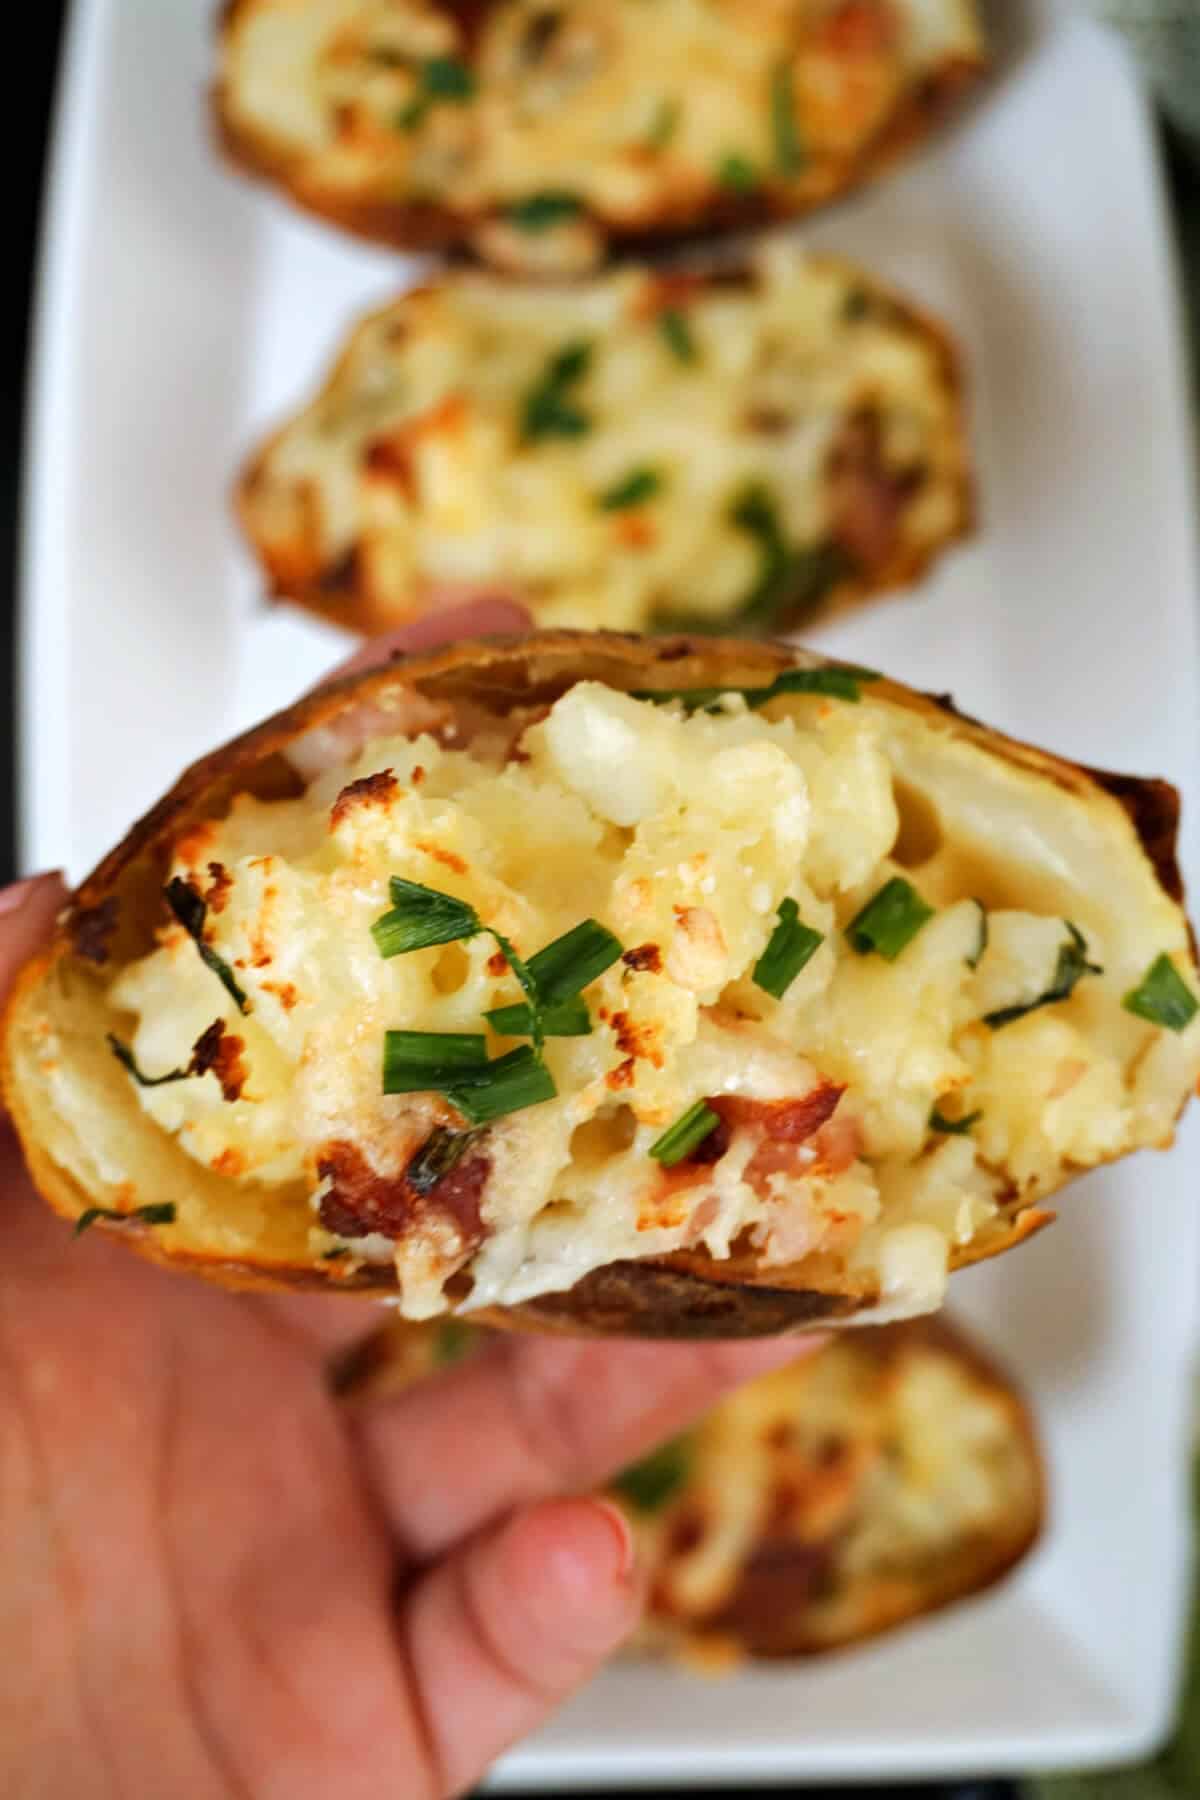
[237,248,971,637]
[214,0,986,273]
[337,1314,1045,1662]
[5,633,1198,1336]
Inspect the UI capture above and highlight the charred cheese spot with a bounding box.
[330,768,400,827]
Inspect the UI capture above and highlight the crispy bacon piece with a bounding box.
[709,1085,845,1143]
[622,943,663,974]
[317,1138,491,1251]
[188,1021,247,1103]
[828,408,924,573]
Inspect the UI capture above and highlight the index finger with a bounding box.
[350,1329,823,1563]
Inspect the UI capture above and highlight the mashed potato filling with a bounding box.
[105,682,1200,1319]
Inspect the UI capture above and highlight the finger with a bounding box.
[354,1331,821,1560]
[401,1496,639,1797]
[0,873,68,1001]
[323,596,531,686]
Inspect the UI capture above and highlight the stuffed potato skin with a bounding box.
[4,631,1195,1336]
[214,0,986,272]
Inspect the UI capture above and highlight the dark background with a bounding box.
[11,4,1196,1798]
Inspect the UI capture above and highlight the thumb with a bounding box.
[401,1497,639,1797]
[0,874,68,998]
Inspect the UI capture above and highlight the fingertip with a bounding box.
[502,1497,641,1650]
[0,872,68,990]
[322,596,533,686]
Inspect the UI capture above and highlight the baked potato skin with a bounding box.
[234,262,972,641]
[4,630,1187,1332]
[212,2,984,269]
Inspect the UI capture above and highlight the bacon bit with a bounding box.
[606,1057,636,1092]
[211,1147,247,1178]
[610,1011,663,1068]
[667,1509,707,1558]
[316,1138,491,1249]
[188,1021,248,1103]
[622,942,662,974]
[613,514,657,550]
[262,980,298,1013]
[817,0,900,56]
[710,1084,845,1143]
[69,898,118,965]
[205,862,233,914]
[330,768,399,829]
[828,407,925,573]
[314,545,359,594]
[415,842,468,875]
[411,765,426,786]
[486,950,509,977]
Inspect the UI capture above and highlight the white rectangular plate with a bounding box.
[22,0,1200,1785]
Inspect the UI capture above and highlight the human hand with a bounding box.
[1,601,818,1798]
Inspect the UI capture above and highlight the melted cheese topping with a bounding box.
[221,0,984,269]
[104,680,1200,1319]
[242,247,967,634]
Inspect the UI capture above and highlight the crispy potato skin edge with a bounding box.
[1,630,1183,1330]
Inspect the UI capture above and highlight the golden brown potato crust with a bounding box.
[7,631,1192,1334]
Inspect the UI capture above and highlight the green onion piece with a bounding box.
[598,467,663,511]
[770,60,804,174]
[645,97,680,149]
[717,152,757,190]
[405,1126,486,1195]
[613,1436,693,1512]
[726,485,853,628]
[423,55,474,98]
[164,877,249,1014]
[649,1100,721,1167]
[929,1107,982,1136]
[658,308,698,365]
[631,664,880,713]
[372,877,481,957]
[487,928,543,1053]
[846,878,935,961]
[526,918,624,1006]
[507,190,583,231]
[434,1320,478,1365]
[1123,953,1200,1033]
[521,339,593,443]
[446,1046,557,1125]
[485,997,591,1038]
[75,1202,176,1239]
[752,899,824,999]
[107,1033,190,1088]
[967,901,989,970]
[382,1030,489,1095]
[983,922,1103,1029]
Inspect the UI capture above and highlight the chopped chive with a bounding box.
[650,1100,721,1167]
[434,1319,478,1365]
[752,899,824,999]
[164,877,249,1014]
[658,308,698,365]
[929,1106,982,1136]
[75,1202,175,1239]
[598,467,663,511]
[521,339,593,443]
[107,1033,190,1088]
[486,996,592,1038]
[726,485,853,628]
[967,901,989,970]
[372,877,481,957]
[613,1436,693,1511]
[846,878,935,962]
[487,928,543,1053]
[645,97,681,150]
[382,1030,489,1096]
[446,1045,557,1125]
[507,190,583,231]
[405,1126,486,1196]
[770,60,804,175]
[983,922,1103,1029]
[717,152,757,191]
[631,663,880,713]
[1123,953,1200,1033]
[526,918,624,1005]
[423,56,474,98]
